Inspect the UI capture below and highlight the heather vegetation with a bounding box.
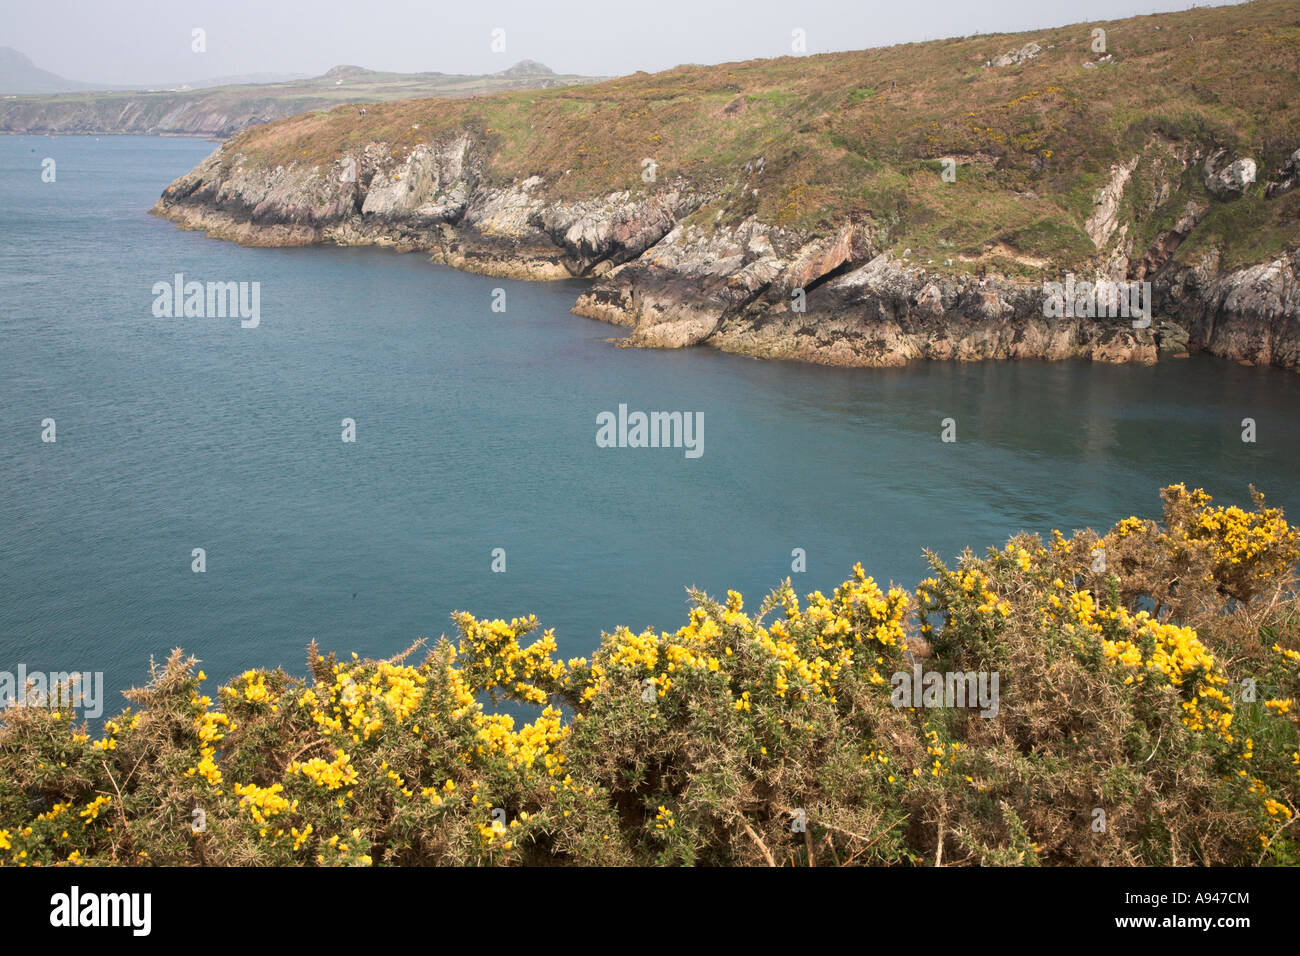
[2,484,1297,866]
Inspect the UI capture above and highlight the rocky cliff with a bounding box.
[151,1,1300,370]
[4,94,307,138]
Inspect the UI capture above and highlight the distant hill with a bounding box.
[0,47,315,93]
[0,57,598,138]
[496,59,555,78]
[182,72,312,90]
[0,47,104,94]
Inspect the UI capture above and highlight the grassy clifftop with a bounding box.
[222,0,1299,276]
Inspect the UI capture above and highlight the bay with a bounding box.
[2,135,1296,715]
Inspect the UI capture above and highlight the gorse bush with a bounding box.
[915,484,1298,866]
[1,484,1297,866]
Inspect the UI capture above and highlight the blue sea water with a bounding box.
[2,134,1297,717]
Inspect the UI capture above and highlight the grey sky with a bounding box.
[3,0,1245,85]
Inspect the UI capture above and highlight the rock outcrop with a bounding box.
[987,43,1044,68]
[1264,149,1300,199]
[1204,151,1258,197]
[152,127,1300,372]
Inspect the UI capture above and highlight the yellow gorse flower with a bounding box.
[288,749,358,790]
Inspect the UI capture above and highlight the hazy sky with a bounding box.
[3,0,1245,85]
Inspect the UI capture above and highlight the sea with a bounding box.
[2,134,1297,717]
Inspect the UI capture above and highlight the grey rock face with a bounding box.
[152,131,1300,371]
[987,42,1043,68]
[1263,148,1300,199]
[1204,152,1257,197]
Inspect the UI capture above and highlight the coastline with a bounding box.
[150,145,1300,371]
